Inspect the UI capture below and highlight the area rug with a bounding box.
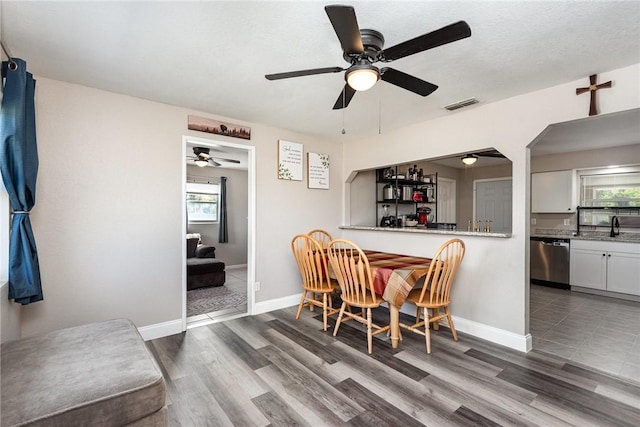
[187,286,246,317]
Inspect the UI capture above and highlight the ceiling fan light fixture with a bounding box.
[346,65,379,91]
[194,159,208,167]
[461,154,478,165]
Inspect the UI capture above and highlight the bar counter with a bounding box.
[340,225,511,238]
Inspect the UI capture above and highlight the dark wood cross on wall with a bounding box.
[576,74,612,116]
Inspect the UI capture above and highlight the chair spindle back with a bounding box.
[417,239,465,306]
[291,234,330,292]
[327,239,379,306]
[307,229,333,250]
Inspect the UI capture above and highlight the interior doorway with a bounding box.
[181,136,256,331]
[473,178,513,233]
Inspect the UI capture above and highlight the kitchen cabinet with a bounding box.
[570,240,640,296]
[531,170,576,213]
[376,166,437,227]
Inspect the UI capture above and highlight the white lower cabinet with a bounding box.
[570,240,640,296]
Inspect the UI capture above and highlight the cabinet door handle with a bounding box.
[608,254,611,257]
[602,254,606,257]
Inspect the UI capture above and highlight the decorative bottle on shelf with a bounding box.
[412,165,418,181]
[418,168,423,181]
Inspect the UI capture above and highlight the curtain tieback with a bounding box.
[12,211,30,215]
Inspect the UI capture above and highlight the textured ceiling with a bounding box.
[2,1,639,142]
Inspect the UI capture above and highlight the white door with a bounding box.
[474,178,512,233]
[437,177,456,223]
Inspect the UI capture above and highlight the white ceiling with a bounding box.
[3,1,639,144]
[530,108,640,156]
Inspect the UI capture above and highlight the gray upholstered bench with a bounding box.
[1,319,167,426]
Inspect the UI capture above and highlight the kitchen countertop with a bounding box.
[340,225,511,238]
[532,228,640,243]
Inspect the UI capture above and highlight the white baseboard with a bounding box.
[137,319,183,341]
[139,295,531,353]
[253,293,301,315]
[226,264,247,270]
[450,315,532,352]
[398,304,531,352]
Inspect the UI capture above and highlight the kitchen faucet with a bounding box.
[610,215,620,237]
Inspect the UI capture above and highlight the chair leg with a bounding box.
[367,307,373,354]
[333,302,347,337]
[309,292,316,312]
[415,306,421,324]
[432,307,440,330]
[322,293,328,332]
[424,307,432,354]
[295,291,307,319]
[445,306,458,341]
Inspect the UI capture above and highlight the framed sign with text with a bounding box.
[307,152,329,189]
[277,140,303,181]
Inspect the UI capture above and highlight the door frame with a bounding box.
[181,135,256,331]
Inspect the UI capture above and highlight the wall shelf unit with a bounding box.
[376,166,437,227]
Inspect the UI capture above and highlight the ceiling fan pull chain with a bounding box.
[378,87,382,135]
[341,88,346,134]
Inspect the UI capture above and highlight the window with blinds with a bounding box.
[186,182,219,222]
[580,172,640,207]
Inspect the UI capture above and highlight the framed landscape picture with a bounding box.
[188,115,251,140]
[307,152,329,189]
[278,140,303,181]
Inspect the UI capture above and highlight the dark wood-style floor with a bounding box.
[147,306,640,426]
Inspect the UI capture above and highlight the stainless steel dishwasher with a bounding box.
[530,237,570,288]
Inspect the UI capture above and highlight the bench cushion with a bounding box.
[186,257,225,275]
[1,319,166,427]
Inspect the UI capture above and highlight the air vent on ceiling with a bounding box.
[443,97,479,111]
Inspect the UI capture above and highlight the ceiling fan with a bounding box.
[187,147,241,167]
[265,5,471,110]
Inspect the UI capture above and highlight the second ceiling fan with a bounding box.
[188,147,241,167]
[265,5,471,110]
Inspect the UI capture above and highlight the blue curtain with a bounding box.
[1,58,43,304]
[218,176,228,243]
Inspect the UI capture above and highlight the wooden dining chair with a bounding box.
[327,239,390,354]
[399,239,466,354]
[291,234,339,331]
[307,229,333,249]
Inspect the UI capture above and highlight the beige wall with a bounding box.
[20,76,343,337]
[530,143,640,231]
[342,63,639,341]
[186,165,248,266]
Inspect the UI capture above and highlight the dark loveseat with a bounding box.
[186,235,225,290]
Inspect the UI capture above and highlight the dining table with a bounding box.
[363,250,432,349]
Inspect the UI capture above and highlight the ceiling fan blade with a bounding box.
[209,159,222,167]
[332,84,356,110]
[381,21,471,62]
[475,150,506,158]
[211,157,241,164]
[325,5,364,56]
[265,66,343,80]
[380,68,438,96]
